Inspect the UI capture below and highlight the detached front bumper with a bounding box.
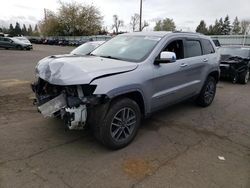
[31,79,107,130]
[37,94,67,117]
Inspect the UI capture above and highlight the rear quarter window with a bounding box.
[185,40,202,58]
[202,39,215,54]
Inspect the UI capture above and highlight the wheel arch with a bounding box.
[208,70,220,83]
[110,90,146,117]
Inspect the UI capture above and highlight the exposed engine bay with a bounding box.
[220,56,250,83]
[31,78,107,130]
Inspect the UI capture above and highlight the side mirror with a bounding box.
[154,51,176,65]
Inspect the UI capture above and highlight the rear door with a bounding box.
[180,38,206,94]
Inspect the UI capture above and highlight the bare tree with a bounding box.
[241,20,250,34]
[130,13,140,32]
[112,15,124,34]
[39,10,61,36]
[141,20,149,30]
[130,13,149,32]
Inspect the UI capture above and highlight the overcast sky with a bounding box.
[0,0,250,31]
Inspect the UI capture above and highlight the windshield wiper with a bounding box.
[99,55,121,60]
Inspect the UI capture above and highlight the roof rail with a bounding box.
[173,31,204,35]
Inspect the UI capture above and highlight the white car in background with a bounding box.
[70,41,105,55]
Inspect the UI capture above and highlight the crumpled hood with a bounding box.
[220,59,241,64]
[36,55,138,85]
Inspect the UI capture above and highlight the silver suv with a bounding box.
[32,32,220,149]
[0,37,32,50]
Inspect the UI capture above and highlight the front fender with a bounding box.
[91,76,149,114]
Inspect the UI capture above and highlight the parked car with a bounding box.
[29,38,44,44]
[58,39,69,46]
[219,46,250,84]
[43,39,59,45]
[70,41,105,55]
[0,36,32,50]
[32,32,220,149]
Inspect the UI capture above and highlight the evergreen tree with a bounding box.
[9,24,15,36]
[21,24,27,36]
[196,20,208,34]
[211,19,221,35]
[27,24,33,36]
[32,24,40,36]
[2,27,9,33]
[222,15,231,35]
[154,18,176,31]
[232,17,241,34]
[207,25,213,35]
[34,24,38,32]
[14,22,22,36]
[218,18,224,34]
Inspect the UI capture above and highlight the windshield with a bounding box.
[14,37,30,43]
[219,47,250,58]
[91,35,162,62]
[71,42,103,55]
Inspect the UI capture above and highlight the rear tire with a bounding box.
[94,98,141,150]
[196,76,217,107]
[239,69,249,84]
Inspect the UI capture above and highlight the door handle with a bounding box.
[203,58,208,62]
[180,63,188,67]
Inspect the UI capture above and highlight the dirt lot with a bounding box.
[0,45,249,188]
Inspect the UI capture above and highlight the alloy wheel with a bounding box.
[110,107,136,142]
[204,81,215,104]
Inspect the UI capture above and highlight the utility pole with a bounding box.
[44,8,47,21]
[243,26,249,46]
[139,0,142,31]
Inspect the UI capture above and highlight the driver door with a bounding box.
[151,38,197,111]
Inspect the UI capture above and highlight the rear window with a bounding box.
[202,39,215,54]
[185,40,202,58]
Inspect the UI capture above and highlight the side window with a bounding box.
[4,38,10,42]
[202,39,215,54]
[185,40,202,58]
[163,40,184,60]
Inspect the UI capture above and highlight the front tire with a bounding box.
[239,69,249,84]
[196,76,217,107]
[231,74,238,84]
[96,98,141,150]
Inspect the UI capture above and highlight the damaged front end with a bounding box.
[31,78,108,130]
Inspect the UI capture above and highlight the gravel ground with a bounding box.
[0,45,249,188]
